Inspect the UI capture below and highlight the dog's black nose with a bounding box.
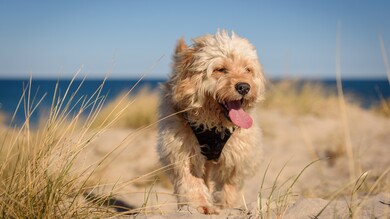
[235,82,250,96]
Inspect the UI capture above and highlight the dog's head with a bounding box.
[169,30,265,129]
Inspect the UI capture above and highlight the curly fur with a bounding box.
[157,30,265,214]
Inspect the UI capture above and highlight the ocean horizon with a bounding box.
[0,78,389,126]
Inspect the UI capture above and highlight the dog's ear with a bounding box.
[171,38,203,109]
[175,37,187,54]
[173,37,194,73]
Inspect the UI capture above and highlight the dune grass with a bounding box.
[373,97,390,117]
[91,87,158,129]
[256,159,322,219]
[0,76,128,218]
[262,80,353,117]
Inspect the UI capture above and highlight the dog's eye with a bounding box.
[215,68,228,74]
[244,67,251,73]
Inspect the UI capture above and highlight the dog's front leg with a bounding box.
[174,159,220,214]
[213,181,241,209]
[212,169,243,209]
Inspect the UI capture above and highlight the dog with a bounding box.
[157,30,265,214]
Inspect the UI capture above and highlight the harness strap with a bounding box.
[189,124,234,161]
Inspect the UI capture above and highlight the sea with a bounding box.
[0,78,389,126]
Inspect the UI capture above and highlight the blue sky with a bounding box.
[0,0,389,79]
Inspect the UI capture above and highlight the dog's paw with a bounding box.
[196,205,220,215]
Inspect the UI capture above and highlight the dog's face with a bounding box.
[169,30,265,129]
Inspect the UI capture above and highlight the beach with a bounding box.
[1,81,389,218]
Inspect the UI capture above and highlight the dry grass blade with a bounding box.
[354,166,390,216]
[257,160,271,219]
[336,21,356,181]
[379,34,390,84]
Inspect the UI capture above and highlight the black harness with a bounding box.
[189,124,235,161]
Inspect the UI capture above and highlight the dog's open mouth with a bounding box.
[220,99,253,129]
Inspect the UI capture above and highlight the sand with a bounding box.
[76,104,390,218]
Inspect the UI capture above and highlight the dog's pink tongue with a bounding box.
[227,100,253,129]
